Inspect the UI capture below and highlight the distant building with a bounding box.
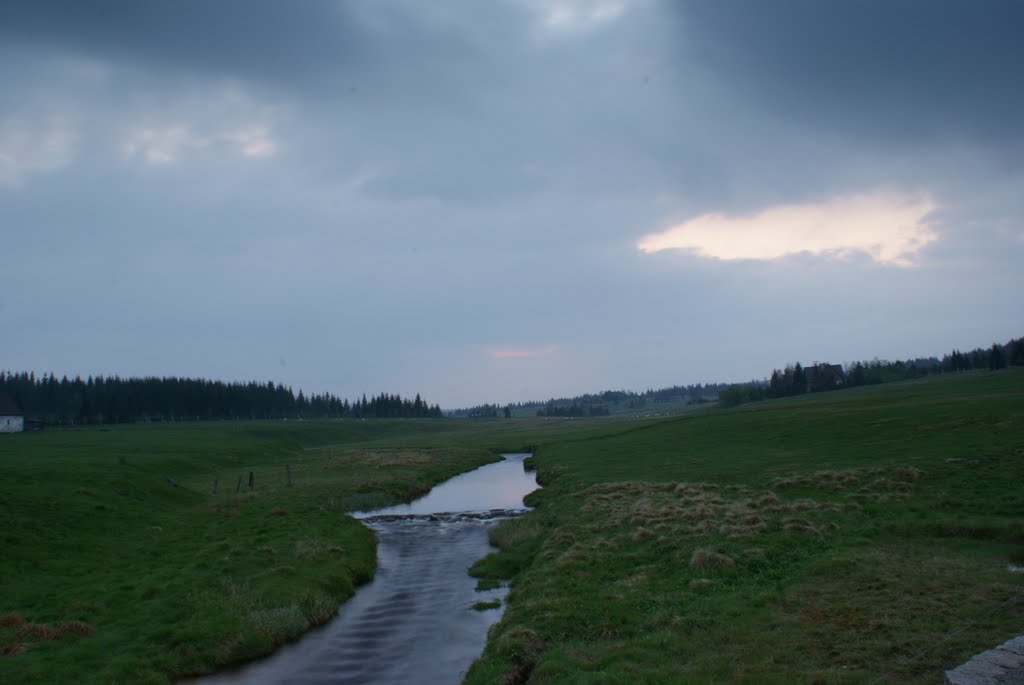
[805,363,847,392]
[0,393,24,433]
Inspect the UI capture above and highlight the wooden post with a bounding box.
[286,464,292,487]
[235,476,242,493]
[248,471,254,491]
[212,479,219,494]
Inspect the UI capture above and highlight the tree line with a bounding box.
[449,382,731,418]
[0,372,442,425]
[718,336,1024,408]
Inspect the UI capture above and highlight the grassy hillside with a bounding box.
[0,421,496,684]
[466,370,1024,684]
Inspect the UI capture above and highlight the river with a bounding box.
[188,453,538,685]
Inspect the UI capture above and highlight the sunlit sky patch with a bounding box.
[637,191,939,267]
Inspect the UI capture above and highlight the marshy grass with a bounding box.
[465,370,1024,685]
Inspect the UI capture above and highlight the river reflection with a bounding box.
[185,454,538,685]
[354,452,538,517]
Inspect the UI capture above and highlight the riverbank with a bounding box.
[0,421,502,684]
[187,454,539,685]
[466,370,1024,683]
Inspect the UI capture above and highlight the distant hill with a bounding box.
[450,382,731,418]
[452,334,1024,417]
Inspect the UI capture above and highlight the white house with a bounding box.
[0,393,24,433]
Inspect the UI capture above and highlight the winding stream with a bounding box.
[189,453,538,685]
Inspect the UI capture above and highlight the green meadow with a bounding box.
[1,369,1022,684]
[0,415,626,684]
[466,370,1024,684]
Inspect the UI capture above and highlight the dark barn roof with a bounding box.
[0,392,23,416]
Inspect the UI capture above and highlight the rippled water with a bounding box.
[186,453,537,685]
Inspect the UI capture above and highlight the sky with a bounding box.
[2,0,1022,408]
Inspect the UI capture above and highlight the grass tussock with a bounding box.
[294,539,344,561]
[495,628,544,685]
[689,548,735,570]
[489,517,547,550]
[473,599,501,611]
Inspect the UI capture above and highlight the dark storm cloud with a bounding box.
[673,0,1024,151]
[0,1,352,82]
[0,0,526,97]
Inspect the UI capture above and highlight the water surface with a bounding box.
[187,453,537,685]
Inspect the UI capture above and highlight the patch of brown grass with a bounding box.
[16,620,94,641]
[681,504,716,521]
[783,518,821,534]
[689,578,716,589]
[892,466,925,481]
[294,539,343,561]
[2,642,27,657]
[720,521,768,537]
[692,519,719,534]
[0,613,23,629]
[680,492,724,505]
[689,548,735,570]
[555,543,591,567]
[770,474,812,489]
[269,507,287,516]
[632,527,654,542]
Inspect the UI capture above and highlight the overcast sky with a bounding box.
[2,0,1022,408]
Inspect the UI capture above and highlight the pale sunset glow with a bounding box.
[637,192,939,267]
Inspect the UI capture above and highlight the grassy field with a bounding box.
[2,370,1021,684]
[0,419,528,684]
[466,370,1024,684]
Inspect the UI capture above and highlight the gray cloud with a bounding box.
[672,0,1024,152]
[1,1,1022,406]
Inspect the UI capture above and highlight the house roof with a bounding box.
[0,392,23,416]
